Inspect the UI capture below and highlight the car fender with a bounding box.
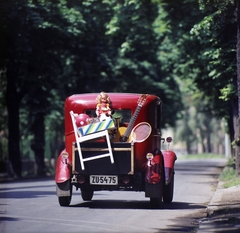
[55,150,71,183]
[145,151,163,184]
[162,150,177,185]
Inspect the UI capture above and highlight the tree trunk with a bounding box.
[30,112,46,176]
[235,0,240,176]
[6,69,23,177]
[206,131,211,153]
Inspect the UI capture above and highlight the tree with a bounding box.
[1,0,83,176]
[105,0,183,127]
[235,0,240,176]
[1,0,32,177]
[1,0,183,177]
[159,0,240,173]
[191,0,239,175]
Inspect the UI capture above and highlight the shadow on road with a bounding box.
[0,177,55,199]
[0,216,19,222]
[0,190,55,199]
[70,200,206,211]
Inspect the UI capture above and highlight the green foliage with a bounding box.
[159,0,236,119]
[2,0,238,175]
[190,0,236,112]
[156,0,238,154]
[219,84,237,101]
[0,0,183,175]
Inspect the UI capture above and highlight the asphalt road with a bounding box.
[0,158,227,233]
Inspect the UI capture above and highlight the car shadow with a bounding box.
[70,199,206,210]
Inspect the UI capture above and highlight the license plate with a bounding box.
[90,175,118,185]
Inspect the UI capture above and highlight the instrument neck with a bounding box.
[121,105,141,142]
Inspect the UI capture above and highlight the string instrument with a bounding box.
[114,94,147,142]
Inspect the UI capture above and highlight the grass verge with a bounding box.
[179,153,240,188]
[178,153,225,160]
[219,158,240,188]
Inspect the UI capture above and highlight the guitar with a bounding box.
[115,94,147,142]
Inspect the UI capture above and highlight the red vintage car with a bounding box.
[55,93,177,208]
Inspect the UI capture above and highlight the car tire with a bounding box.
[150,197,162,208]
[58,196,72,206]
[81,189,94,201]
[56,180,72,206]
[150,165,164,209]
[163,173,174,203]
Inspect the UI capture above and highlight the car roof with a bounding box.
[65,93,160,110]
[64,93,161,136]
